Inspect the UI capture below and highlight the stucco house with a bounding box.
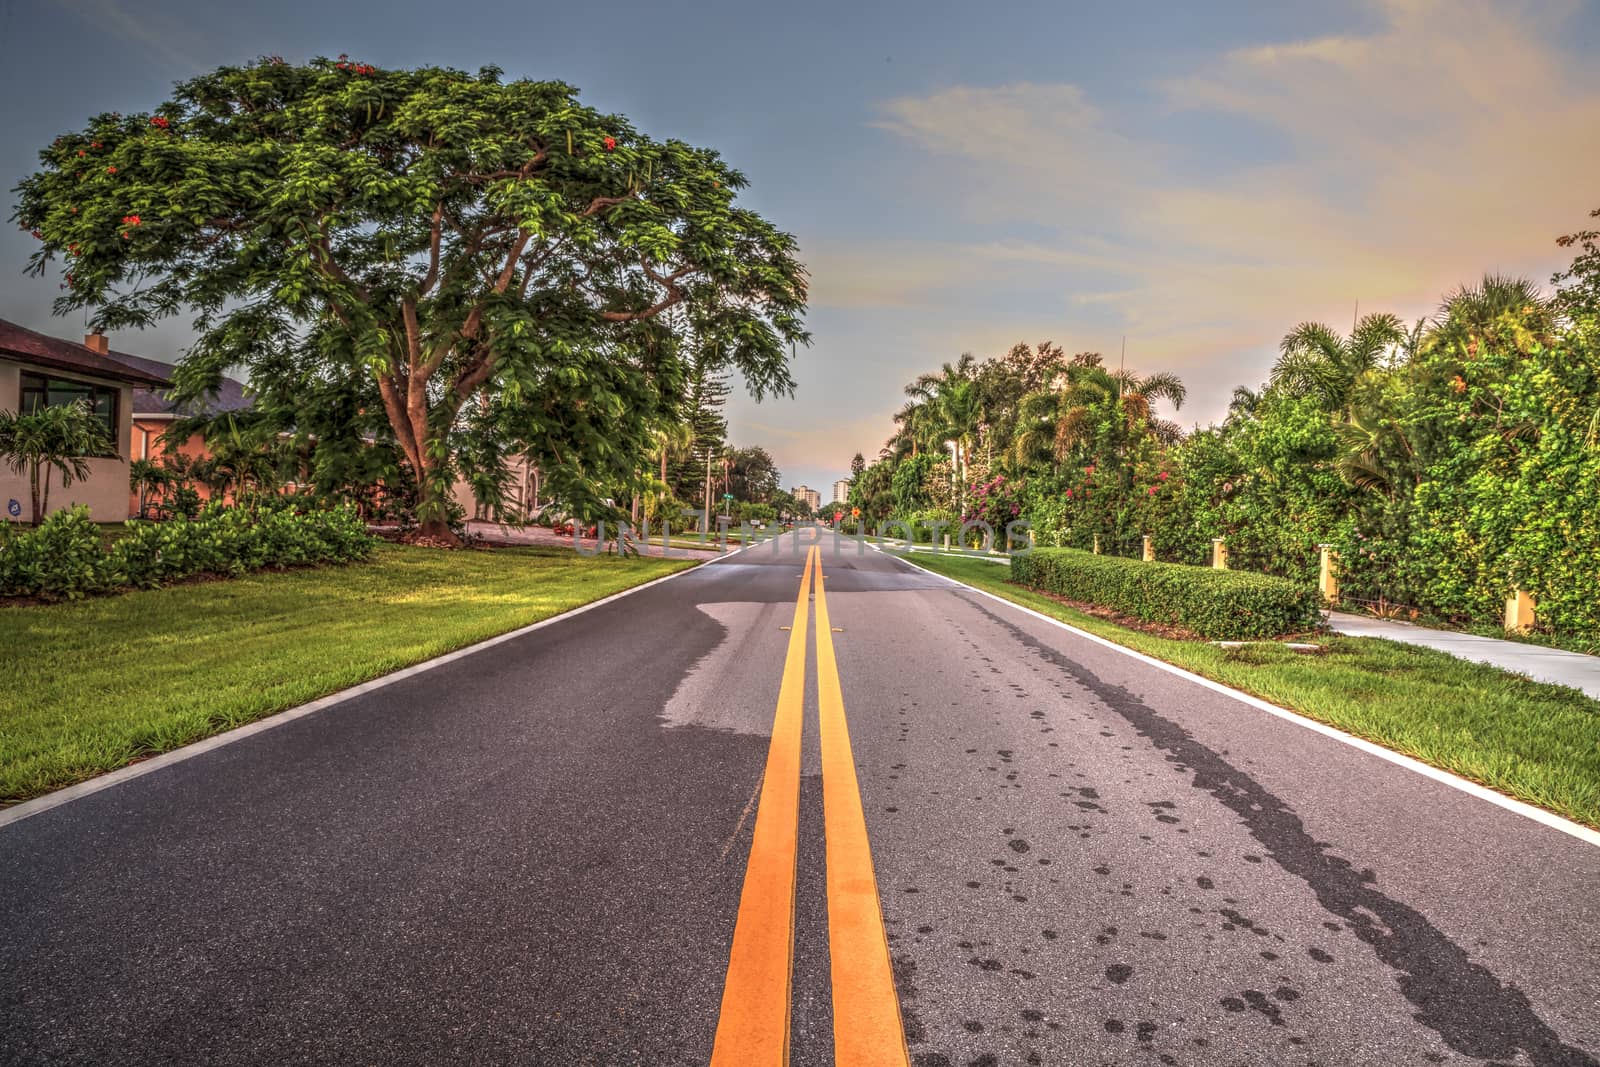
[113,350,252,514]
[0,319,170,523]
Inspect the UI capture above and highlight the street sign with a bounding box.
[851,507,860,518]
[834,511,843,522]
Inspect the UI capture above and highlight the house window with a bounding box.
[19,372,120,454]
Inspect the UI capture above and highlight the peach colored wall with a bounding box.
[1,357,134,523]
[128,420,226,515]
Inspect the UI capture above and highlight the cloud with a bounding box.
[829,0,1600,428]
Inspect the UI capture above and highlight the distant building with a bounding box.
[790,484,821,512]
[832,479,851,503]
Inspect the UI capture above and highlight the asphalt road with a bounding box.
[2,531,1597,1066]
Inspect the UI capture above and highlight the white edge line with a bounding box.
[881,546,1600,849]
[0,541,751,832]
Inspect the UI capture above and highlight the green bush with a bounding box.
[1010,547,1320,639]
[1,503,376,601]
[0,507,112,599]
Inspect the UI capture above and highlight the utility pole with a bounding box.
[703,447,713,533]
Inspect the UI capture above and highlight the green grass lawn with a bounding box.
[0,544,696,805]
[907,553,1600,830]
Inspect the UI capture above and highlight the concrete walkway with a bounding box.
[1327,610,1600,700]
[463,520,725,559]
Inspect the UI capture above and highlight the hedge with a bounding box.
[0,502,376,601]
[1010,547,1321,639]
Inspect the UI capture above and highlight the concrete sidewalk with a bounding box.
[463,520,725,559]
[1327,610,1600,700]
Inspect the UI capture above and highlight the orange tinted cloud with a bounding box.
[823,0,1600,428]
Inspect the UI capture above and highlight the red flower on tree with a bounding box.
[149,116,170,129]
[603,136,616,151]
[121,214,141,226]
[105,166,117,174]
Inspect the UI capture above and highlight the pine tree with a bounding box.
[670,352,730,500]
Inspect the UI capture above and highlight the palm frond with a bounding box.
[1278,321,1342,360]
[1135,370,1188,410]
[1148,417,1187,446]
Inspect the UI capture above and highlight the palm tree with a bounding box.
[1227,385,1263,421]
[904,353,978,407]
[1425,274,1554,358]
[1044,361,1187,459]
[1013,390,1062,467]
[651,423,695,485]
[1108,368,1187,443]
[895,355,983,508]
[1271,313,1407,412]
[203,415,288,506]
[0,400,110,523]
[1013,361,1188,464]
[937,378,982,512]
[129,458,173,519]
[631,422,694,528]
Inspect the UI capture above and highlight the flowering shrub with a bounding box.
[962,473,1021,534]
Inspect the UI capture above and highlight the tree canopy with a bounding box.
[15,57,808,538]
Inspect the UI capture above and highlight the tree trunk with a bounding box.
[411,451,462,546]
[29,462,42,525]
[377,360,465,548]
[36,463,50,524]
[416,515,459,544]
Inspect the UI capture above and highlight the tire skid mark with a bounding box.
[968,596,1598,1067]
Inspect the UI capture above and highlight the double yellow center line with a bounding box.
[710,545,909,1067]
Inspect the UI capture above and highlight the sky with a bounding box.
[2,0,1599,494]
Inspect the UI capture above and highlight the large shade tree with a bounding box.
[16,58,807,541]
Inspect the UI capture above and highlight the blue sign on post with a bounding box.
[6,499,19,518]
